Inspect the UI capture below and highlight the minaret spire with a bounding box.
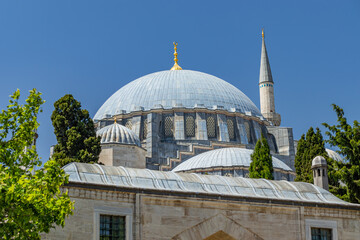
[259,29,273,84]
[170,42,182,70]
[259,29,281,126]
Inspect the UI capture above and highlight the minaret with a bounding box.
[259,29,281,126]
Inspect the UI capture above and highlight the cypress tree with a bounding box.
[323,104,360,203]
[249,134,274,180]
[51,94,101,167]
[295,127,328,183]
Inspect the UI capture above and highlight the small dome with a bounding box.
[326,149,343,162]
[94,70,262,120]
[96,123,141,146]
[312,156,327,167]
[172,147,292,172]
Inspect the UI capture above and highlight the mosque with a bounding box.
[44,31,360,240]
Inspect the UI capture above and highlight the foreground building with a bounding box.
[42,162,359,240]
[45,32,360,239]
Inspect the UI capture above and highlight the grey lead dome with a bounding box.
[96,122,141,146]
[312,156,327,167]
[94,70,262,120]
[172,148,292,172]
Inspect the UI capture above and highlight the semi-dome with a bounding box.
[96,122,141,146]
[326,149,343,162]
[94,70,262,120]
[172,147,292,173]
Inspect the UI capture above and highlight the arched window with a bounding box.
[185,115,195,137]
[244,121,251,142]
[227,118,235,140]
[164,116,174,137]
[206,116,216,138]
[317,169,321,177]
[125,119,132,130]
[143,119,148,139]
[225,172,233,177]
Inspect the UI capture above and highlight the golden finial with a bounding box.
[262,28,264,38]
[114,117,117,124]
[170,42,182,70]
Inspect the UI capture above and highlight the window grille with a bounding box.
[125,119,132,130]
[100,215,126,240]
[143,120,148,139]
[207,116,216,138]
[185,115,195,137]
[239,124,248,144]
[311,228,332,240]
[227,118,235,140]
[164,116,174,137]
[244,121,251,142]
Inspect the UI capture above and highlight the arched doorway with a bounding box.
[172,213,263,240]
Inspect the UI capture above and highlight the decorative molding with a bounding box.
[93,205,133,240]
[172,213,263,240]
[305,219,337,240]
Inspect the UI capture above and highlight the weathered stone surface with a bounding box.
[99,144,146,168]
[267,126,296,170]
[44,186,360,240]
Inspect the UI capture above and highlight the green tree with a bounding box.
[323,104,360,203]
[249,134,274,179]
[294,127,328,183]
[51,94,101,167]
[0,89,73,239]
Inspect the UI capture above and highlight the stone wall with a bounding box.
[99,144,146,168]
[267,126,296,170]
[44,185,360,240]
[97,109,283,171]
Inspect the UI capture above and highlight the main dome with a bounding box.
[94,70,261,120]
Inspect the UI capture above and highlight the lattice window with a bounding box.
[227,118,235,140]
[100,215,125,240]
[125,119,132,130]
[207,116,216,138]
[164,116,174,137]
[143,119,148,139]
[244,121,251,142]
[311,228,332,240]
[185,115,195,137]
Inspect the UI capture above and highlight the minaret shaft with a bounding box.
[259,30,281,126]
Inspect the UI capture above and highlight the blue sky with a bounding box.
[0,1,359,161]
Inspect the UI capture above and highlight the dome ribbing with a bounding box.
[172,148,292,172]
[94,70,262,120]
[96,123,141,146]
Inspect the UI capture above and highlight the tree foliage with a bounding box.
[0,89,73,239]
[294,127,328,183]
[51,94,101,167]
[323,104,360,203]
[249,134,274,180]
